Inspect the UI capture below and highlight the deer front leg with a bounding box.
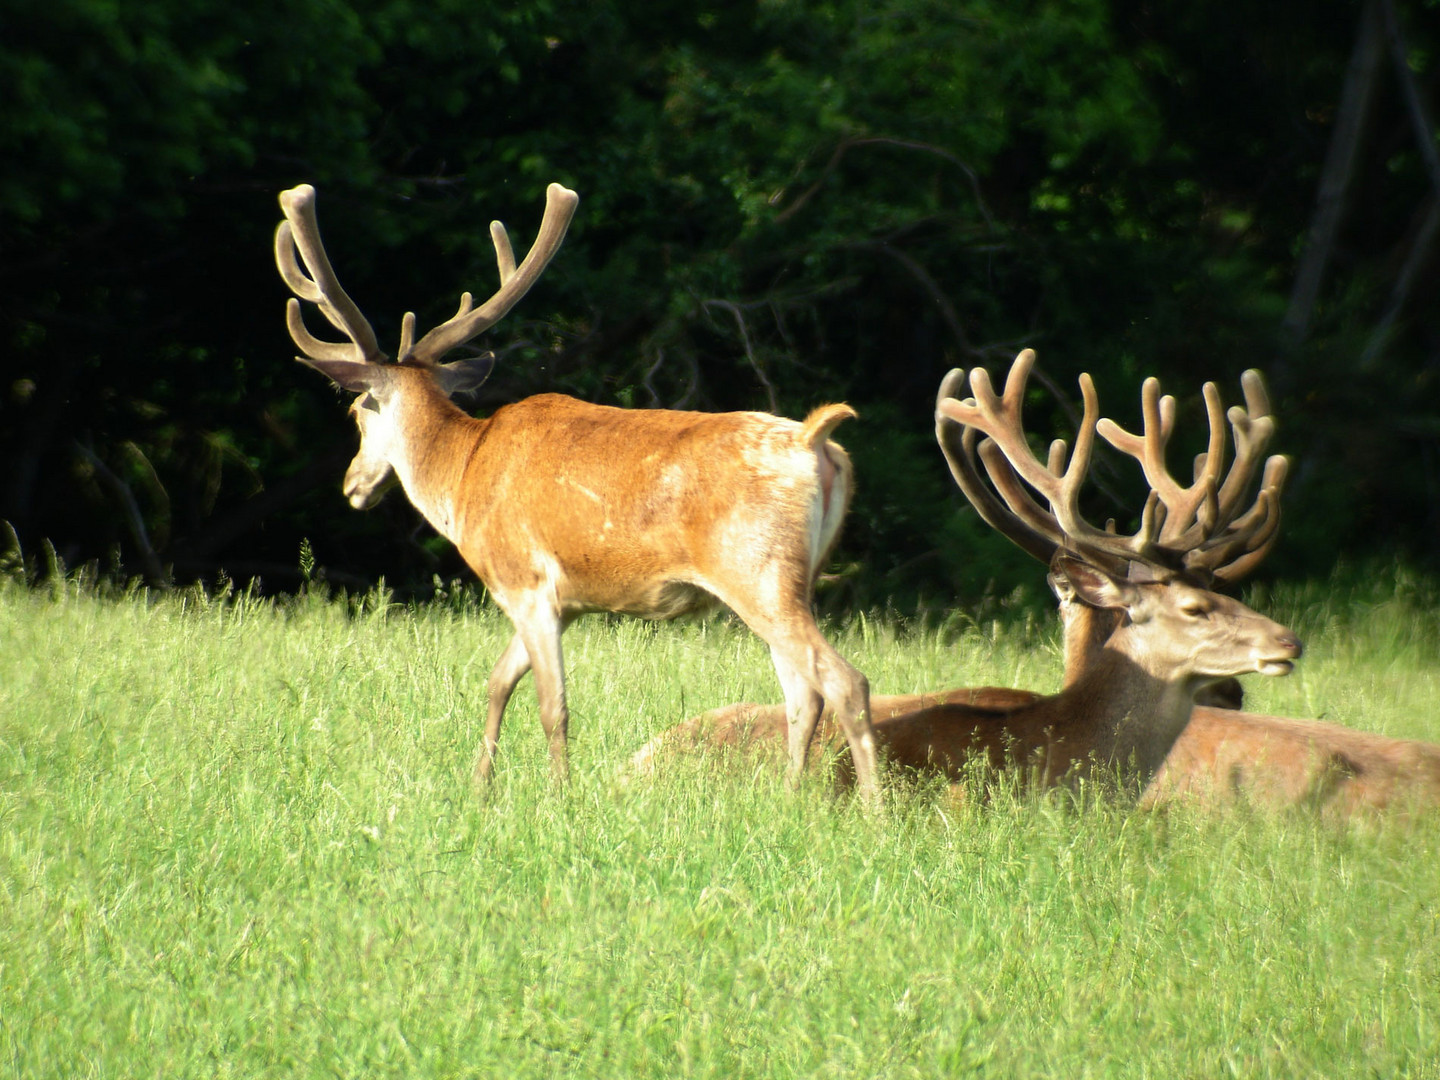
[473,631,532,788]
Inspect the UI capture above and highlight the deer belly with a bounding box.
[560,576,718,621]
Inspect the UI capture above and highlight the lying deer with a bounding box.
[954,356,1440,814]
[631,351,1304,794]
[1020,367,1440,813]
[635,353,1440,815]
[276,183,880,797]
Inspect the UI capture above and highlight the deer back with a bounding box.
[1143,706,1440,815]
[432,394,855,618]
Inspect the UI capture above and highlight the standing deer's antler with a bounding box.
[936,350,1288,583]
[275,182,580,369]
[402,183,579,365]
[275,185,385,365]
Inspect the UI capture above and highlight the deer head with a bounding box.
[275,183,579,509]
[1048,554,1299,679]
[936,350,1301,719]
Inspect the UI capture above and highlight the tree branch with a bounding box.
[702,299,779,412]
[844,239,978,358]
[773,136,996,229]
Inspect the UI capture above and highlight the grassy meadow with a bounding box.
[2,568,1439,1077]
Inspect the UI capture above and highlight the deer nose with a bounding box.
[1276,633,1303,659]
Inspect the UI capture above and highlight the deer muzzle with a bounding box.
[1255,632,1303,676]
[342,458,397,510]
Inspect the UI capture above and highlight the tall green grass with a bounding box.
[1,570,1437,1078]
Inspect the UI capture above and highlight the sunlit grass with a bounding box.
[1244,564,1440,741]
[1,569,1437,1077]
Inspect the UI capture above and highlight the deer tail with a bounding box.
[801,403,857,447]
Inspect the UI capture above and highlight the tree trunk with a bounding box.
[1280,0,1384,351]
[1360,0,1440,371]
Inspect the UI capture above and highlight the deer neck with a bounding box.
[1058,598,1119,688]
[1062,638,1197,782]
[387,383,486,545]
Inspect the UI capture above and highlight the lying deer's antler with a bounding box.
[935,349,1288,583]
[1096,368,1288,583]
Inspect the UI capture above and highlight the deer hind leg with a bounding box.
[502,597,572,782]
[473,631,532,788]
[809,643,879,803]
[734,598,879,803]
[770,647,825,785]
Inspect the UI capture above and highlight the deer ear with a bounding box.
[297,356,388,394]
[434,354,495,400]
[1049,554,1136,611]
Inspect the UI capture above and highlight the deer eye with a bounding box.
[1180,600,1211,619]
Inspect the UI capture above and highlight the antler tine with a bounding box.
[1191,381,1228,532]
[492,220,518,282]
[1190,453,1290,583]
[398,311,417,360]
[1045,371,1113,550]
[1188,488,1280,583]
[937,350,1162,574]
[275,185,384,365]
[1212,368,1277,523]
[935,369,1062,566]
[1095,376,1225,548]
[405,183,579,365]
[283,299,358,363]
[274,222,320,303]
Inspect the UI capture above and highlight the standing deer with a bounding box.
[275,183,880,797]
[631,351,1303,792]
[636,353,1440,816]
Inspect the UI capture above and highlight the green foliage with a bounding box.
[2,0,1437,601]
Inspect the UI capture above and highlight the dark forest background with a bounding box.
[3,0,1438,613]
